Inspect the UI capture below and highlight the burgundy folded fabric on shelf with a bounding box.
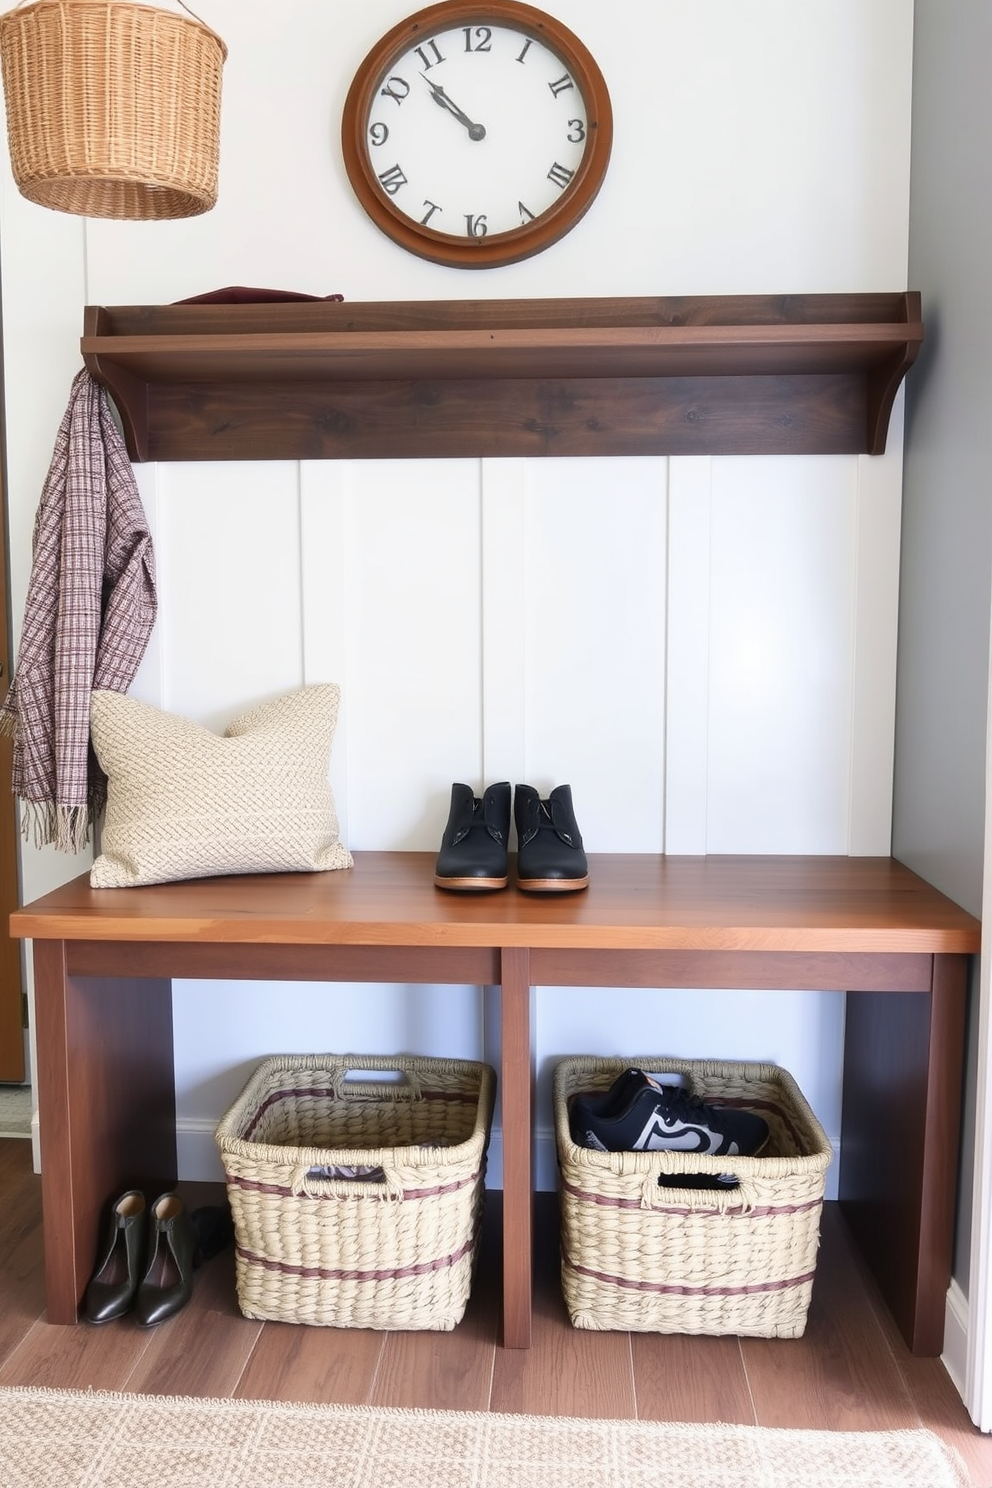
[174,287,345,303]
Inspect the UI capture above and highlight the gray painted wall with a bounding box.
[897,1,992,1283]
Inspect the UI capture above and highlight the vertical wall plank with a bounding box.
[665,456,713,854]
[154,461,304,723]
[481,459,528,789]
[849,394,905,854]
[706,456,858,853]
[519,457,667,851]
[301,460,352,845]
[332,459,482,851]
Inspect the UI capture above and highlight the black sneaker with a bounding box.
[568,1067,657,1129]
[568,1066,690,1137]
[569,1069,769,1158]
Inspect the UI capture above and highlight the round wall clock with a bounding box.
[341,0,613,268]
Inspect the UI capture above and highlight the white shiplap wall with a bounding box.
[0,0,914,1192]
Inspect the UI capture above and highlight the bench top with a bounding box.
[10,852,981,954]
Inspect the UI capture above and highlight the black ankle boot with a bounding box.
[514,783,589,893]
[434,781,511,891]
[133,1192,196,1327]
[83,1189,148,1324]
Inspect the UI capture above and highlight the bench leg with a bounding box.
[500,947,533,1348]
[840,953,967,1355]
[33,940,176,1324]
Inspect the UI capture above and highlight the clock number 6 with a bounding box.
[464,214,488,237]
[378,164,408,196]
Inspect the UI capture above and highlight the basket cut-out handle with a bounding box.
[639,1172,761,1214]
[326,1060,424,1102]
[289,1161,405,1201]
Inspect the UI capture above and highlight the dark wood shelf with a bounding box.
[82,292,923,463]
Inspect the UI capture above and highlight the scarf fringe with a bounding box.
[0,707,15,741]
[19,801,92,853]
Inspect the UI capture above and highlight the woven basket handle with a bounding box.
[639,1173,762,1214]
[289,1162,406,1201]
[326,1061,424,1102]
[174,0,212,28]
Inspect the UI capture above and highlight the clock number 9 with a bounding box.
[369,122,389,146]
[464,214,488,237]
[462,25,492,51]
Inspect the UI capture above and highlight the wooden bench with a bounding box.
[11,851,980,1353]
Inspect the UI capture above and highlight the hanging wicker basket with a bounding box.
[0,0,226,219]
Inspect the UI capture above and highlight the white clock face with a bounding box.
[363,21,590,243]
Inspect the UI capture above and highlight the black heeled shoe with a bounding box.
[82,1189,147,1324]
[133,1192,197,1327]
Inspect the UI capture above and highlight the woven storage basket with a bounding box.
[554,1055,832,1338]
[0,0,226,219]
[215,1053,496,1331]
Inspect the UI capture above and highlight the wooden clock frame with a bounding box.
[340,0,613,268]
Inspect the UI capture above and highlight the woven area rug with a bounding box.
[0,1387,972,1488]
[0,1084,31,1137]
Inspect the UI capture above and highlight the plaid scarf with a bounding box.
[0,370,157,851]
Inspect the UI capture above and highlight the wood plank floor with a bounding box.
[2,1137,991,1484]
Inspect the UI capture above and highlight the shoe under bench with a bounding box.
[10,850,979,1355]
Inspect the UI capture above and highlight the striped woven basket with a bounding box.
[216,1053,496,1331]
[554,1055,832,1338]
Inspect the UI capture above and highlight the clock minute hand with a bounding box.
[423,76,486,141]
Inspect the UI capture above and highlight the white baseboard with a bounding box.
[942,1277,969,1401]
[177,1119,227,1183]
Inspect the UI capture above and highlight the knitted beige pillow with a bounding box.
[89,685,353,888]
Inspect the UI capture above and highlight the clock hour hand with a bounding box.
[422,76,486,141]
